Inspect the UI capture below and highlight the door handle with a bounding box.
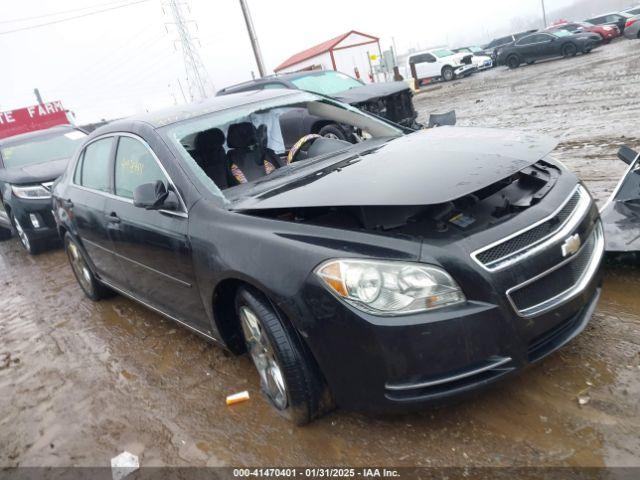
[106,212,121,224]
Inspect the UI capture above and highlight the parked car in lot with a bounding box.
[53,89,604,424]
[623,15,640,38]
[452,46,494,70]
[585,12,633,33]
[498,30,601,69]
[407,48,477,83]
[217,70,420,142]
[546,21,620,43]
[0,125,86,253]
[483,30,538,61]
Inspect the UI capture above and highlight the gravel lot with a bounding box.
[1,39,639,470]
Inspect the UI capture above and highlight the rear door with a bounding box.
[104,134,207,330]
[68,136,121,282]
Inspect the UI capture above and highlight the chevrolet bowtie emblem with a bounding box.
[561,234,581,257]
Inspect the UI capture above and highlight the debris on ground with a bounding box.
[226,391,250,406]
[110,451,139,480]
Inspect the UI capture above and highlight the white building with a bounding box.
[274,30,382,83]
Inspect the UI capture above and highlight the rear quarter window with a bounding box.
[77,137,113,192]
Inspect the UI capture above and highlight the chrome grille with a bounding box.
[473,185,590,271]
[507,222,604,318]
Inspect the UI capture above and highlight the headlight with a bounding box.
[315,259,466,316]
[11,184,51,199]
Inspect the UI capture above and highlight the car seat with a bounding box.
[194,128,229,189]
[226,122,280,185]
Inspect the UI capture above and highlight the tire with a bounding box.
[318,124,348,141]
[235,287,328,425]
[11,213,44,254]
[64,233,114,301]
[507,55,520,69]
[562,43,577,57]
[441,66,455,81]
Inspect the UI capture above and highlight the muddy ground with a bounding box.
[1,39,639,469]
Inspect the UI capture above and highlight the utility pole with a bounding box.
[238,0,266,77]
[540,0,548,28]
[166,0,213,101]
[33,88,44,104]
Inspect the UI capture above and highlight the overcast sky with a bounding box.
[1,0,579,124]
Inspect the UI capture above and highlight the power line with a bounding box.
[0,0,153,35]
[165,0,213,101]
[0,0,141,25]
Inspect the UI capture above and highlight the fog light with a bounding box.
[29,213,41,229]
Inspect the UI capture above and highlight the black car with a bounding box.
[217,70,420,144]
[0,125,87,253]
[497,30,601,69]
[585,11,633,33]
[53,89,604,424]
[483,29,538,61]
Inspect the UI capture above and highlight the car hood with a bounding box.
[332,81,410,104]
[228,127,558,211]
[0,157,69,185]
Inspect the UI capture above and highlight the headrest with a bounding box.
[195,128,225,150]
[227,122,258,149]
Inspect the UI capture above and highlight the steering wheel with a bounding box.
[287,134,321,164]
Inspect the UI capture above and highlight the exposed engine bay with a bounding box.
[248,159,560,238]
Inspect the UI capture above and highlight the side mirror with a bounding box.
[133,180,177,210]
[618,145,639,166]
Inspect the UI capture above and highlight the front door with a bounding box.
[105,135,207,331]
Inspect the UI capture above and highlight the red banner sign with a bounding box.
[0,101,70,140]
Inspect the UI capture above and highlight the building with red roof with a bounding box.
[274,30,381,82]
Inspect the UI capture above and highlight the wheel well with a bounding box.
[441,64,453,73]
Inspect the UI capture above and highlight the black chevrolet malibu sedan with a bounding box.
[52,89,604,424]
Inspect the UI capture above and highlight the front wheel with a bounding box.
[441,66,455,81]
[12,213,43,254]
[64,233,114,301]
[236,287,329,425]
[318,124,348,141]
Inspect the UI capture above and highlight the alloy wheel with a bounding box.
[240,305,288,410]
[13,216,31,252]
[67,241,93,294]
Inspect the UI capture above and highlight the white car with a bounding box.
[407,48,478,83]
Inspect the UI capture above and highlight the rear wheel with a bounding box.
[507,55,520,69]
[65,233,114,301]
[562,43,577,57]
[441,66,455,81]
[236,287,328,425]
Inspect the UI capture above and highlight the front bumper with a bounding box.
[10,197,58,241]
[454,64,476,77]
[299,185,604,413]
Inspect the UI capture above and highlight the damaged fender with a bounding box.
[601,146,640,253]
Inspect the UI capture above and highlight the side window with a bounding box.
[114,136,167,199]
[79,137,113,192]
[73,152,84,185]
[424,54,437,63]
